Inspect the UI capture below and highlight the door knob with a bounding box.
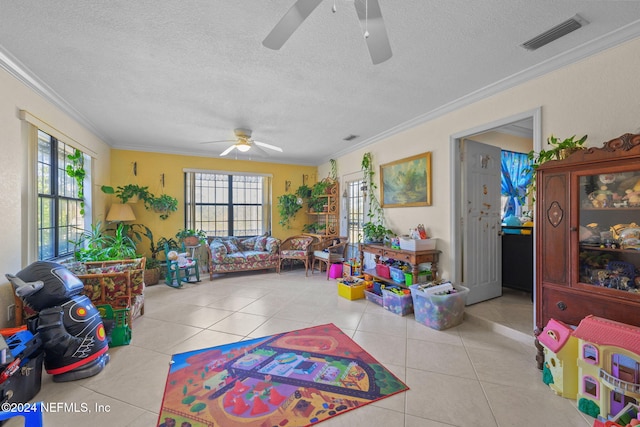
[557,301,567,311]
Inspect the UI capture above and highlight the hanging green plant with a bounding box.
[101,184,153,205]
[329,158,338,180]
[360,152,393,243]
[66,149,86,215]
[278,193,302,228]
[149,194,179,220]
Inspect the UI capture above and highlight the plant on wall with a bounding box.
[149,194,179,220]
[329,158,338,180]
[101,185,178,220]
[278,193,302,228]
[66,149,86,215]
[101,184,152,205]
[360,152,393,242]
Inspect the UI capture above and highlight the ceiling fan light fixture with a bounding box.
[236,142,251,152]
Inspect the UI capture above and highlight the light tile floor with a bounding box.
[9,271,595,426]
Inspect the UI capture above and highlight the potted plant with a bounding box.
[308,196,327,213]
[361,222,393,244]
[101,184,152,204]
[311,180,332,197]
[295,184,312,199]
[74,222,138,261]
[277,193,302,228]
[526,134,588,198]
[144,257,162,286]
[149,194,179,220]
[176,228,207,247]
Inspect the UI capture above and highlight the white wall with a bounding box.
[0,67,112,327]
[329,36,640,280]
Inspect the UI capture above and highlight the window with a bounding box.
[37,130,87,260]
[583,376,599,398]
[346,179,365,259]
[185,171,271,237]
[500,150,533,220]
[582,344,599,364]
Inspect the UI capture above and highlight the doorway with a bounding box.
[450,108,542,324]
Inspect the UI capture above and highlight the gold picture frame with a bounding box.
[380,152,432,207]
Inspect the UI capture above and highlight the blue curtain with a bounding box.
[501,150,532,219]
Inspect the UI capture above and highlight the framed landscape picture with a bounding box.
[380,152,432,207]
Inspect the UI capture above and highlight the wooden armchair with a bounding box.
[278,235,318,276]
[312,237,349,279]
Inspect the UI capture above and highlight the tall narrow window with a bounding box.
[37,130,87,260]
[185,171,272,237]
[346,179,365,259]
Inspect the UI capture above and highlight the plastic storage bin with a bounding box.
[382,288,414,316]
[364,289,383,306]
[399,238,437,251]
[337,279,366,300]
[410,284,469,330]
[404,271,431,286]
[375,264,391,279]
[389,267,406,283]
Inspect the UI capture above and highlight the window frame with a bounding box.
[36,130,88,260]
[184,170,272,237]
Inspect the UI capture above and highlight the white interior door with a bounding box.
[462,139,502,304]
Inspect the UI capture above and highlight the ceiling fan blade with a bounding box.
[200,139,235,145]
[250,143,270,157]
[254,140,284,152]
[354,0,393,65]
[220,145,237,156]
[262,0,323,50]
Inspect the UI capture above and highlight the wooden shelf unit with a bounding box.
[359,243,440,286]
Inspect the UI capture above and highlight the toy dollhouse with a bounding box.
[539,315,640,426]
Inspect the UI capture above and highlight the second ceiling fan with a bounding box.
[263,0,392,65]
[201,128,283,157]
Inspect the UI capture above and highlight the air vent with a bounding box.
[343,134,359,141]
[521,14,589,51]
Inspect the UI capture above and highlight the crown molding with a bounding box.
[0,44,110,144]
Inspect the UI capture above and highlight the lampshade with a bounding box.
[106,203,136,222]
[236,142,251,152]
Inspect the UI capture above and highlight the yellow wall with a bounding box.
[108,149,318,257]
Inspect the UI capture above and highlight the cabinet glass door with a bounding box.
[578,171,640,293]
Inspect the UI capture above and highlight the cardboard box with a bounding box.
[399,238,437,251]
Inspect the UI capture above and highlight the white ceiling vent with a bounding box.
[521,14,589,51]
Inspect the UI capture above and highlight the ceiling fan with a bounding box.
[263,0,392,65]
[200,128,284,157]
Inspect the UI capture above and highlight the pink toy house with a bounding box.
[572,315,640,423]
[538,318,578,399]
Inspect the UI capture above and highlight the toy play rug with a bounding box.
[157,323,408,427]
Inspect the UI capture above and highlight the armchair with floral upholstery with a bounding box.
[278,235,319,276]
[70,258,146,325]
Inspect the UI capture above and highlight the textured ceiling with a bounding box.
[1,1,639,165]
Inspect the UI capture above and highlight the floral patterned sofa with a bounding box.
[206,235,281,279]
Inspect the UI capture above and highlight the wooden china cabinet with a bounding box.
[535,132,640,332]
